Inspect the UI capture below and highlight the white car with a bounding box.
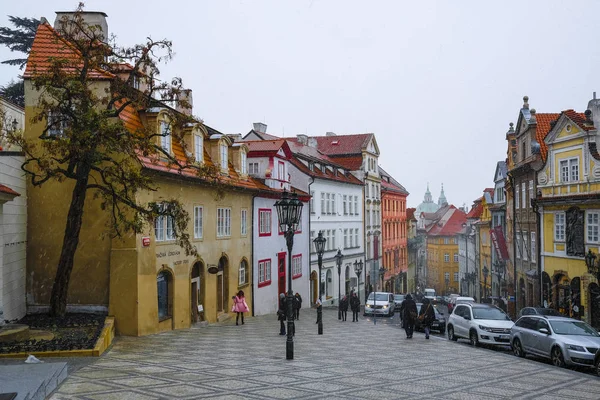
[364,292,395,317]
[447,303,514,346]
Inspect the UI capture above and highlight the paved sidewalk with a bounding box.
[48,309,600,399]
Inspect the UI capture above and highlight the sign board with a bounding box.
[197,304,204,312]
[142,236,150,247]
[509,296,515,301]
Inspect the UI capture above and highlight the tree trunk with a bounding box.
[49,164,91,317]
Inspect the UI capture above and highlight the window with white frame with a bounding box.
[560,158,579,182]
[154,204,174,242]
[521,182,526,209]
[292,255,302,278]
[310,191,315,214]
[454,272,459,282]
[278,161,285,181]
[529,180,534,202]
[444,272,450,282]
[220,143,228,170]
[241,152,247,175]
[258,259,271,286]
[217,207,231,237]
[522,232,528,261]
[354,196,359,215]
[331,194,336,214]
[343,195,348,215]
[241,209,247,236]
[259,209,271,236]
[326,193,331,214]
[366,184,369,198]
[321,193,325,215]
[531,232,536,263]
[516,233,522,259]
[194,134,203,162]
[444,238,449,244]
[239,259,248,286]
[194,206,203,239]
[555,213,565,241]
[588,212,600,243]
[160,121,171,153]
[47,111,66,136]
[354,229,358,248]
[444,253,449,262]
[516,186,520,209]
[495,187,505,203]
[454,253,458,262]
[344,229,348,248]
[310,231,316,253]
[248,162,259,174]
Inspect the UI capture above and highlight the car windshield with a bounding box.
[549,320,600,336]
[368,293,390,301]
[394,295,405,302]
[472,307,510,320]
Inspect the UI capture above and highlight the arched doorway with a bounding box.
[590,283,600,329]
[310,270,318,304]
[217,255,229,313]
[157,269,173,321]
[554,274,570,316]
[190,261,204,323]
[542,272,552,307]
[345,265,350,295]
[570,277,581,319]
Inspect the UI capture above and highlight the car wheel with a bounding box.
[469,330,479,347]
[595,357,600,377]
[448,325,457,341]
[512,338,525,358]
[551,347,566,368]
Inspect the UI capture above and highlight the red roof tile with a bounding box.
[466,199,483,219]
[312,134,373,156]
[535,113,561,162]
[427,208,466,236]
[0,184,20,197]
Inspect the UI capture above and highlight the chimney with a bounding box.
[54,11,108,41]
[296,134,308,145]
[326,131,336,136]
[587,92,600,129]
[308,137,317,148]
[176,89,193,116]
[253,122,267,133]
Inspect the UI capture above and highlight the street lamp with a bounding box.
[354,259,363,309]
[335,249,343,320]
[482,265,489,302]
[274,190,304,360]
[313,231,326,335]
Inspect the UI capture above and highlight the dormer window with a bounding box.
[278,161,285,181]
[160,120,171,153]
[241,151,247,175]
[194,133,203,163]
[220,142,228,171]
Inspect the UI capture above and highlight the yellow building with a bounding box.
[23,18,269,335]
[476,188,494,300]
[536,108,600,326]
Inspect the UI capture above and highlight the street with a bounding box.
[47,307,600,400]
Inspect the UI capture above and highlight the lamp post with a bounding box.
[335,249,343,320]
[354,259,363,311]
[274,190,304,360]
[482,265,489,302]
[313,231,326,335]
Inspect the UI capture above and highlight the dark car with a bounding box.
[517,307,564,318]
[393,294,405,311]
[415,303,446,334]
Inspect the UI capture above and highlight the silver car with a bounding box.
[511,315,600,368]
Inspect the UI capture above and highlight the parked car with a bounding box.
[511,315,600,369]
[448,296,474,314]
[393,294,405,311]
[595,349,600,376]
[364,292,395,317]
[415,303,446,334]
[517,307,564,318]
[447,303,513,346]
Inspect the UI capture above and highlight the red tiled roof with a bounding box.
[24,22,114,80]
[406,208,416,221]
[326,155,363,170]
[288,157,362,186]
[466,201,483,219]
[563,110,593,131]
[312,134,373,156]
[428,208,466,236]
[535,113,561,162]
[0,184,20,197]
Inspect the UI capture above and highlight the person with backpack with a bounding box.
[400,294,417,339]
[418,297,436,339]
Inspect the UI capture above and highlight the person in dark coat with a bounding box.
[399,294,418,339]
[350,292,360,322]
[339,295,349,321]
[278,293,286,335]
[418,297,436,339]
[293,292,302,320]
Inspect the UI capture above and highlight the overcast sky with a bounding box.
[2,0,599,209]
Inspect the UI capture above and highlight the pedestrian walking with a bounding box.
[293,292,302,320]
[350,292,360,322]
[418,297,435,339]
[232,290,249,325]
[400,294,417,339]
[278,293,286,335]
[340,295,349,321]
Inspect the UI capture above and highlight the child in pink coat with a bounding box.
[232,290,250,325]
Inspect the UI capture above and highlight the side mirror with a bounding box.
[538,328,550,335]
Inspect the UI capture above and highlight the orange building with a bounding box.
[380,167,409,293]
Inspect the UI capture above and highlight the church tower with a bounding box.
[438,183,448,207]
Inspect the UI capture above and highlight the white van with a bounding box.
[364,292,395,317]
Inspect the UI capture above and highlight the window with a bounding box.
[194,206,203,239]
[444,253,450,262]
[154,204,174,242]
[516,233,522,259]
[241,152,247,175]
[241,209,247,236]
[454,272,459,282]
[278,161,285,181]
[220,143,228,170]
[47,112,66,136]
[354,196,359,215]
[354,229,359,248]
[453,238,458,244]
[343,195,348,215]
[366,184,370,198]
[454,253,458,262]
[321,193,325,215]
[239,259,248,286]
[522,182,526,209]
[258,259,271,286]
[444,272,450,281]
[310,191,315,214]
[344,229,348,248]
[529,180,534,202]
[531,232,536,263]
[160,121,171,153]
[496,188,505,203]
[157,271,171,320]
[249,162,259,174]
[516,186,520,209]
[331,194,336,215]
[259,209,271,236]
[326,193,331,214]
[522,232,528,261]
[292,255,302,278]
[217,208,231,237]
[310,230,316,253]
[588,212,600,243]
[560,158,579,182]
[555,213,565,241]
[194,134,203,162]
[444,238,449,244]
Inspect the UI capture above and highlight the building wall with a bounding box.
[427,236,459,295]
[381,190,408,293]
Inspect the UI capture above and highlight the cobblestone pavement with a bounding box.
[49,309,600,400]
